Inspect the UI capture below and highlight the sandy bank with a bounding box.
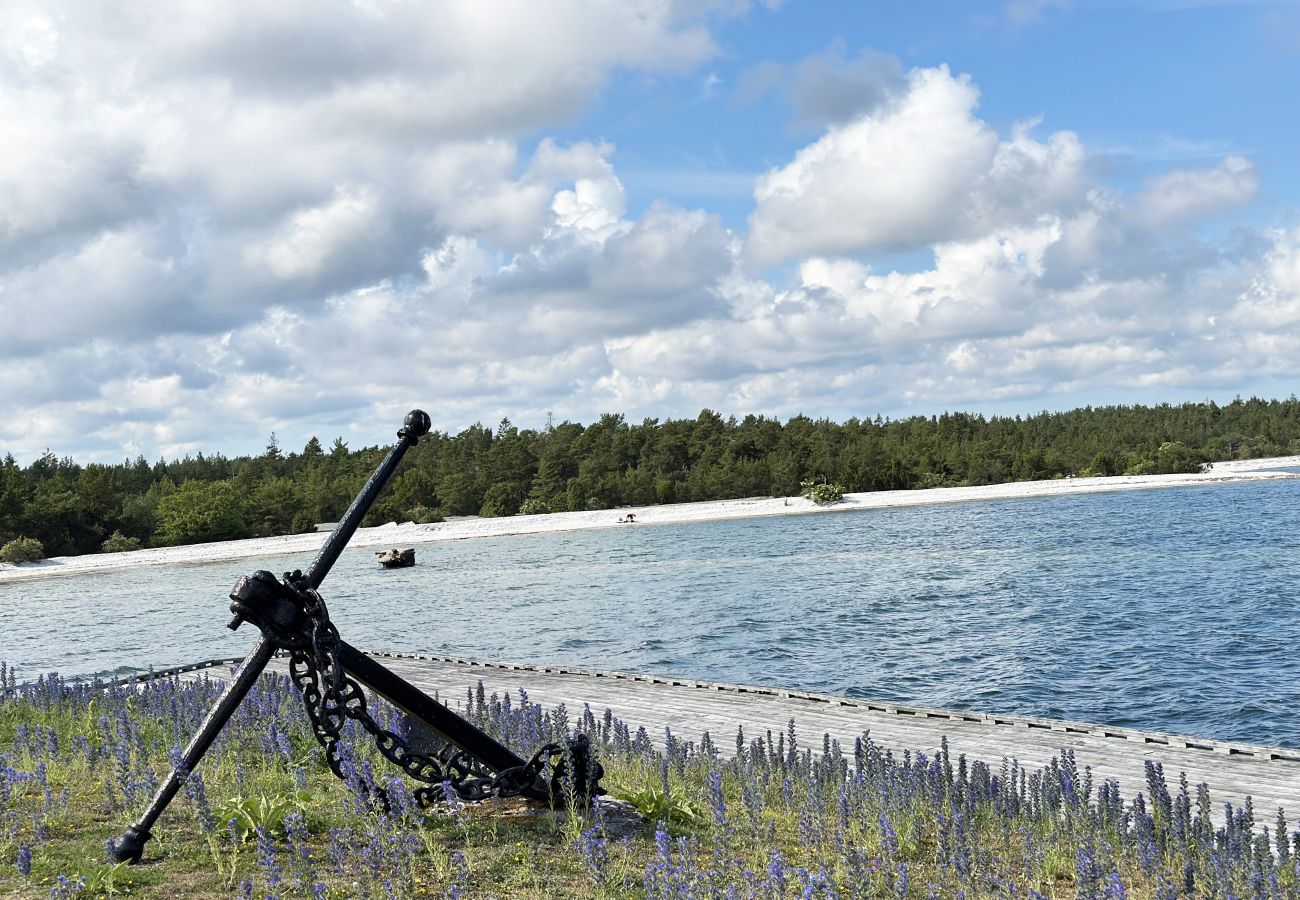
[2,455,1297,584]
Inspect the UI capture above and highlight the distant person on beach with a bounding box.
[617,513,637,523]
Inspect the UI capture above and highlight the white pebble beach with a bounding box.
[2,455,1297,584]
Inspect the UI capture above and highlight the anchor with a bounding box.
[108,410,603,864]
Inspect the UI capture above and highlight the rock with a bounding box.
[459,795,646,838]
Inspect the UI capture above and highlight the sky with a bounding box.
[2,0,1299,464]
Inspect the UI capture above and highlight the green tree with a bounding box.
[479,482,522,517]
[530,422,583,506]
[119,479,172,543]
[367,467,439,524]
[155,480,250,545]
[77,465,122,523]
[245,477,302,537]
[0,454,27,543]
[16,394,1300,560]
[26,479,88,556]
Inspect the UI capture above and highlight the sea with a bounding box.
[2,477,1298,748]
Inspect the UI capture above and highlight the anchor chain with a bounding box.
[278,571,559,806]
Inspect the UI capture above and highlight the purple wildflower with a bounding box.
[255,826,283,898]
[1101,871,1128,900]
[449,850,470,897]
[49,874,85,899]
[439,780,467,828]
[283,812,314,888]
[184,770,216,833]
[706,769,729,832]
[575,821,609,882]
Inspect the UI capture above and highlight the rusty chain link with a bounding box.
[281,574,553,807]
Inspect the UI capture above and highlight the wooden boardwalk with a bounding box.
[165,650,1300,824]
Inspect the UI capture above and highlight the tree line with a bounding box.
[2,396,1299,561]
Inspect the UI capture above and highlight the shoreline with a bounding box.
[3,455,1297,584]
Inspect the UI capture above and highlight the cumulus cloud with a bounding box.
[0,0,721,336]
[482,187,735,337]
[598,192,1297,423]
[1225,230,1300,332]
[1134,155,1259,229]
[246,187,383,282]
[738,44,905,130]
[1269,232,1300,296]
[0,5,1296,465]
[0,0,741,459]
[0,224,202,356]
[745,66,1088,265]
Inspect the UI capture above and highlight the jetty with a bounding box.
[161,649,1300,825]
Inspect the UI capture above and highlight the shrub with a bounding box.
[100,531,143,553]
[1125,442,1210,476]
[800,480,845,504]
[0,536,43,564]
[914,472,955,489]
[519,497,551,515]
[406,504,444,524]
[1087,451,1121,477]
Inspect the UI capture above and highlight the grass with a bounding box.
[0,663,1296,898]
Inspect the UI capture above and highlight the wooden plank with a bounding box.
[174,652,1300,828]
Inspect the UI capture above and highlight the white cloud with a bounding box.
[747,67,994,263]
[0,225,198,355]
[551,175,629,243]
[5,191,1300,463]
[132,0,716,132]
[746,66,1087,265]
[1005,0,1072,26]
[1,5,1297,465]
[1135,155,1259,229]
[977,121,1088,226]
[593,194,1300,424]
[0,0,722,317]
[1226,230,1300,330]
[422,237,496,296]
[738,44,905,130]
[484,195,734,336]
[1268,231,1300,295]
[246,187,382,282]
[410,139,619,251]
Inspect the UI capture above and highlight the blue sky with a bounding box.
[594,1,1299,227]
[1,0,1298,463]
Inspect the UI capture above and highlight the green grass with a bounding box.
[0,670,1293,898]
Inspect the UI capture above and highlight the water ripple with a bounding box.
[1,480,1298,746]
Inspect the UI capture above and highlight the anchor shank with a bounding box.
[302,417,426,591]
[336,641,533,779]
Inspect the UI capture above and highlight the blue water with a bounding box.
[2,480,1298,747]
